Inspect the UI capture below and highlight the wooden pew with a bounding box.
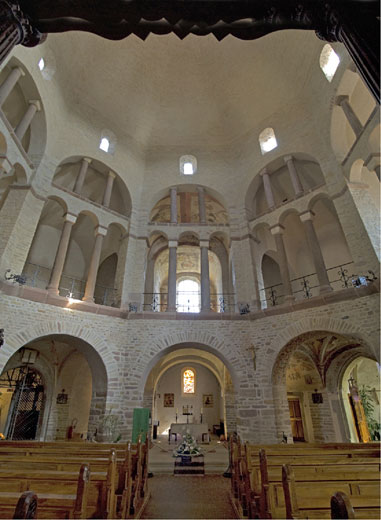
[0,463,90,519]
[0,440,149,519]
[282,463,381,519]
[237,443,380,519]
[13,491,38,519]
[331,491,355,519]
[0,450,117,518]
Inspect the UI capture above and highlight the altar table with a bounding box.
[169,422,209,443]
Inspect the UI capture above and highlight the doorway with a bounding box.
[288,397,305,442]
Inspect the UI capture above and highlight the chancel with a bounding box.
[0,0,379,519]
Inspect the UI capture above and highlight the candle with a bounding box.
[201,407,203,414]
[176,408,178,414]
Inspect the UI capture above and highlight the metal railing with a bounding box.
[259,261,375,308]
[21,262,118,307]
[142,292,236,313]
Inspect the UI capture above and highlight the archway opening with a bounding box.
[0,334,108,441]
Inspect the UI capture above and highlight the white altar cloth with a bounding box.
[169,422,209,441]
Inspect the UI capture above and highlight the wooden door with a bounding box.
[288,398,305,442]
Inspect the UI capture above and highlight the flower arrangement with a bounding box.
[172,432,202,457]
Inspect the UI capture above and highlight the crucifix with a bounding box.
[247,344,257,371]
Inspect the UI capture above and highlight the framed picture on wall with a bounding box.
[203,394,213,408]
[164,393,174,407]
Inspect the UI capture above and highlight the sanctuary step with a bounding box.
[174,456,205,476]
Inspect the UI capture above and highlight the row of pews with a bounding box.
[230,438,381,519]
[0,437,150,519]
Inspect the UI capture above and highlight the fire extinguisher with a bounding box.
[67,418,78,439]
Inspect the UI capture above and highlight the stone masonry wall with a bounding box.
[0,289,379,443]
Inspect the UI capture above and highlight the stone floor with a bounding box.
[141,475,235,519]
[142,435,235,519]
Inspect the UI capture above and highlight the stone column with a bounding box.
[47,213,77,294]
[270,225,294,302]
[197,186,207,224]
[73,157,91,194]
[364,153,381,181]
[284,155,303,197]
[260,167,275,210]
[200,240,211,312]
[14,100,41,141]
[335,95,363,138]
[300,211,332,294]
[0,66,24,106]
[83,226,108,302]
[170,187,178,224]
[167,240,178,311]
[102,170,116,207]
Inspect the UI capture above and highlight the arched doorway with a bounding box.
[272,330,373,443]
[143,345,237,441]
[0,334,108,441]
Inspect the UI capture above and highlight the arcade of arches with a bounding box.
[0,25,380,452]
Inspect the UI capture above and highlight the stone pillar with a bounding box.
[200,240,211,312]
[335,95,363,138]
[284,155,303,197]
[170,187,178,224]
[0,66,24,106]
[73,157,91,194]
[300,211,332,294]
[0,186,44,276]
[83,226,108,302]
[270,225,294,302]
[260,168,275,210]
[102,170,116,207]
[364,153,381,181]
[47,213,77,294]
[14,100,41,141]
[167,240,178,311]
[197,186,207,224]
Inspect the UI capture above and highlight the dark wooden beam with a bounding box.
[0,0,379,101]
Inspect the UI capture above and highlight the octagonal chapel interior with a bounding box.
[0,20,379,454]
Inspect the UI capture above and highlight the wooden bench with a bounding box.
[282,462,381,519]
[230,441,380,519]
[0,439,150,519]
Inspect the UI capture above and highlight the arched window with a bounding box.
[99,129,116,154]
[99,137,110,153]
[320,44,340,82]
[177,279,200,312]
[183,368,195,394]
[259,127,278,154]
[180,155,197,176]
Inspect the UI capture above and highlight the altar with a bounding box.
[169,423,209,443]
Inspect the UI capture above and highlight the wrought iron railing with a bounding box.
[259,261,376,308]
[21,262,118,307]
[142,292,235,313]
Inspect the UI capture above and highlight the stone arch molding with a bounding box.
[0,320,119,383]
[138,330,243,394]
[270,315,378,383]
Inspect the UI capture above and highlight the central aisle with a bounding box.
[141,475,235,519]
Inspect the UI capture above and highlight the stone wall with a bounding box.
[0,288,379,443]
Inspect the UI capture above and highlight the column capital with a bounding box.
[29,100,41,111]
[283,155,294,164]
[108,170,117,179]
[170,186,178,192]
[270,224,285,236]
[83,157,92,164]
[95,225,108,237]
[200,239,209,248]
[168,240,178,248]
[259,167,270,177]
[299,210,315,223]
[63,213,77,224]
[197,185,205,192]
[335,95,349,106]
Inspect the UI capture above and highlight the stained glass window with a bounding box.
[183,369,195,394]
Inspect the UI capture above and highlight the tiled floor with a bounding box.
[143,436,234,519]
[142,475,235,519]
